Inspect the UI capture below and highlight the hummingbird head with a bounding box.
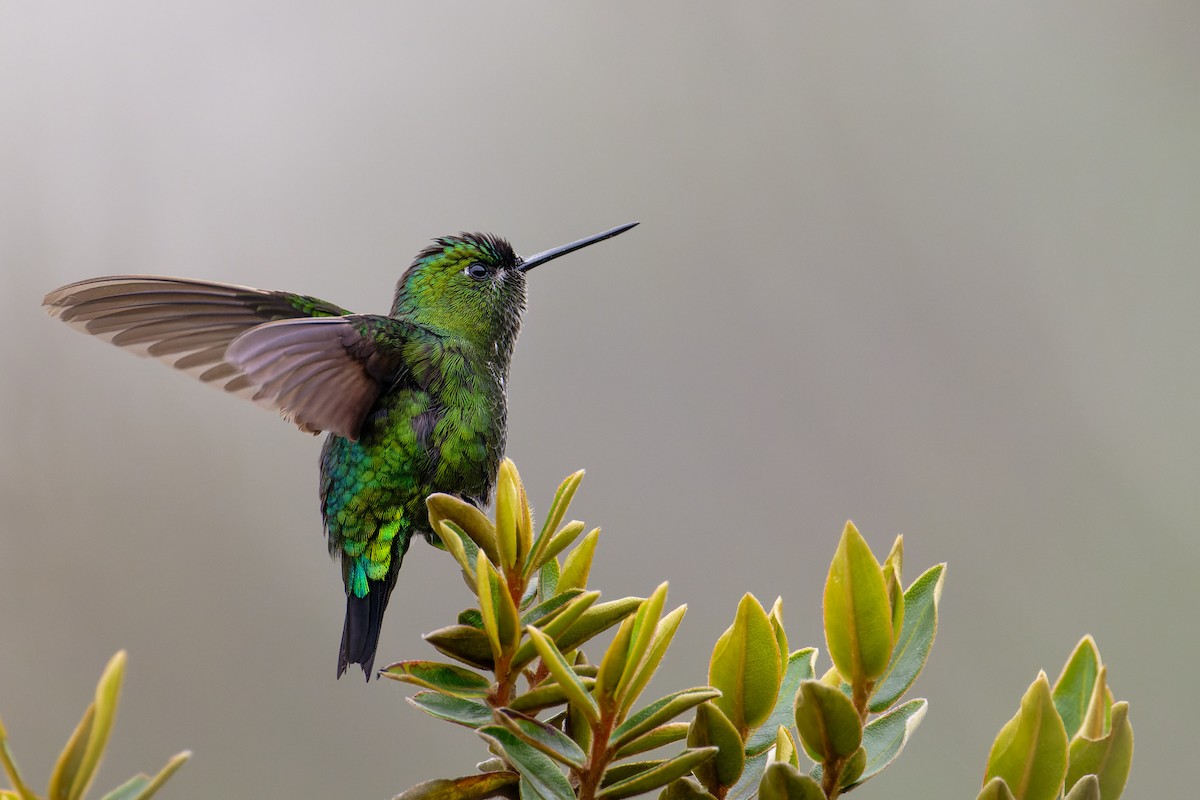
[391,222,638,358]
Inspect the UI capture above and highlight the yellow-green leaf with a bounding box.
[1063,775,1101,800]
[495,459,522,572]
[393,771,520,800]
[614,723,689,760]
[496,709,587,770]
[745,649,817,757]
[687,702,744,793]
[977,776,1018,800]
[537,522,587,574]
[773,727,798,768]
[433,520,476,582]
[823,522,893,687]
[69,651,127,800]
[526,627,600,724]
[984,672,1068,800]
[509,591,600,673]
[596,616,636,704]
[1053,636,1102,740]
[427,494,500,567]
[757,762,824,800]
[1065,701,1133,800]
[621,605,687,714]
[557,528,600,593]
[793,680,862,763]
[379,661,492,698]
[658,778,718,800]
[767,598,788,677]
[708,594,781,735]
[424,625,496,671]
[869,563,944,712]
[615,583,669,705]
[48,703,95,800]
[597,748,717,799]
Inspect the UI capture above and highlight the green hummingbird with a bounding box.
[43,221,637,679]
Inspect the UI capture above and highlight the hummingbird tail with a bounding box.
[337,578,395,681]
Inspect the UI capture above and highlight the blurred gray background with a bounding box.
[2,2,1197,798]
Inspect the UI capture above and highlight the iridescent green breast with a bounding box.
[319,340,506,598]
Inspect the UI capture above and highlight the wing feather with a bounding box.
[225,316,411,440]
[43,274,366,424]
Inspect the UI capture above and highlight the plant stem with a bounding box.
[576,705,618,800]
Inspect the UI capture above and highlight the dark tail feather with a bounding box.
[337,578,396,681]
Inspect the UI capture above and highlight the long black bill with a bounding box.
[517,221,639,272]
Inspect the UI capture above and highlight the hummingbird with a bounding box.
[43,221,638,679]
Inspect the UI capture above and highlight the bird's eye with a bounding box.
[466,262,490,280]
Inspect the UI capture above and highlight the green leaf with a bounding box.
[657,778,718,800]
[596,616,636,704]
[459,609,485,629]
[554,596,644,655]
[1065,701,1133,800]
[508,676,598,715]
[509,591,601,673]
[597,748,717,799]
[557,528,600,593]
[793,679,862,763]
[767,598,788,677]
[984,672,1069,800]
[1077,667,1110,742]
[48,703,95,800]
[838,747,866,788]
[407,692,494,729]
[1053,636,1102,740]
[425,625,496,671]
[393,771,520,800]
[69,650,127,800]
[847,698,926,787]
[746,649,817,756]
[477,726,574,800]
[526,627,600,724]
[609,688,722,752]
[539,558,560,602]
[688,702,745,793]
[757,762,825,800]
[709,593,781,736]
[497,710,587,770]
[882,535,905,642]
[537,522,587,575]
[869,563,945,712]
[977,776,1018,800]
[380,661,492,698]
[615,723,690,759]
[433,519,477,582]
[477,553,521,659]
[495,459,523,572]
[565,698,594,758]
[1063,775,1101,800]
[615,583,669,705]
[520,590,585,628]
[526,469,585,576]
[97,750,189,800]
[773,727,798,767]
[99,776,150,800]
[620,605,688,714]
[823,522,894,687]
[725,750,770,800]
[428,493,500,567]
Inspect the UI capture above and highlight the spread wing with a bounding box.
[43,275,413,440]
[225,316,413,441]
